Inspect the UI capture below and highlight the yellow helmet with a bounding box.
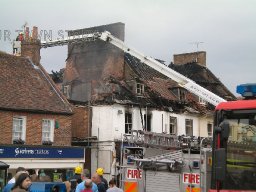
[74,166,82,174]
[96,168,104,176]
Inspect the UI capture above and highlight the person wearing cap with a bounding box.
[70,166,83,192]
[96,168,108,190]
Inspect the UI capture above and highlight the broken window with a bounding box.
[125,112,132,134]
[144,114,152,132]
[207,123,213,137]
[171,87,187,101]
[185,119,193,136]
[169,116,177,135]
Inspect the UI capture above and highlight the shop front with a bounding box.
[0,145,85,182]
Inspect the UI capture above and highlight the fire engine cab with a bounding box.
[210,84,256,192]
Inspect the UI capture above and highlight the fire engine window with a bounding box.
[185,119,193,136]
[218,110,256,190]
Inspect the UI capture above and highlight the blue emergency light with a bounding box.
[236,84,256,97]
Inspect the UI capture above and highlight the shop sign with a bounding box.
[0,145,84,159]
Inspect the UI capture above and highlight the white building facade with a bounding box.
[90,104,213,180]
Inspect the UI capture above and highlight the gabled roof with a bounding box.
[0,52,72,114]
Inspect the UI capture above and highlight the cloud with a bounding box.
[1,0,255,95]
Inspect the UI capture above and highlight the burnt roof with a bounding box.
[125,53,168,81]
[125,53,235,101]
[169,62,236,100]
[0,52,72,114]
[123,53,235,112]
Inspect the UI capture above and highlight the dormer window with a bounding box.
[171,87,187,101]
[136,83,144,95]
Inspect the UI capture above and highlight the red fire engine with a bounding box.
[210,84,256,192]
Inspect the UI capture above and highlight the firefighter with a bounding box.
[96,168,108,190]
[70,166,83,192]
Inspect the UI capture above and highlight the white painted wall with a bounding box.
[151,110,202,136]
[199,116,214,137]
[91,105,213,179]
[92,105,212,141]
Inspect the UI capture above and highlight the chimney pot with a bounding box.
[32,26,38,40]
[25,27,30,40]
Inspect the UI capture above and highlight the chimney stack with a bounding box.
[173,51,206,66]
[21,26,41,65]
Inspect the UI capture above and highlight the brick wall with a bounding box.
[21,41,41,65]
[63,23,125,102]
[72,106,91,139]
[173,51,206,66]
[0,110,72,146]
[21,26,41,65]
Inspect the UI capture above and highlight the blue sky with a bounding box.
[1,0,255,95]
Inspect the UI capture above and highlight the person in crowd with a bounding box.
[4,171,28,192]
[8,167,27,184]
[96,168,108,190]
[39,175,51,182]
[76,169,98,192]
[64,181,71,192]
[106,179,123,192]
[30,174,39,182]
[10,172,31,192]
[70,166,83,192]
[81,179,93,192]
[92,173,105,192]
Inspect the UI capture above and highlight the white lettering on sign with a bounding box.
[126,169,142,180]
[183,173,200,184]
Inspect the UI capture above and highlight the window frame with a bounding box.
[63,85,71,99]
[144,114,152,132]
[12,116,26,142]
[136,83,144,95]
[185,119,193,136]
[42,119,54,142]
[125,112,133,134]
[169,116,177,135]
[207,122,213,137]
[171,87,187,101]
